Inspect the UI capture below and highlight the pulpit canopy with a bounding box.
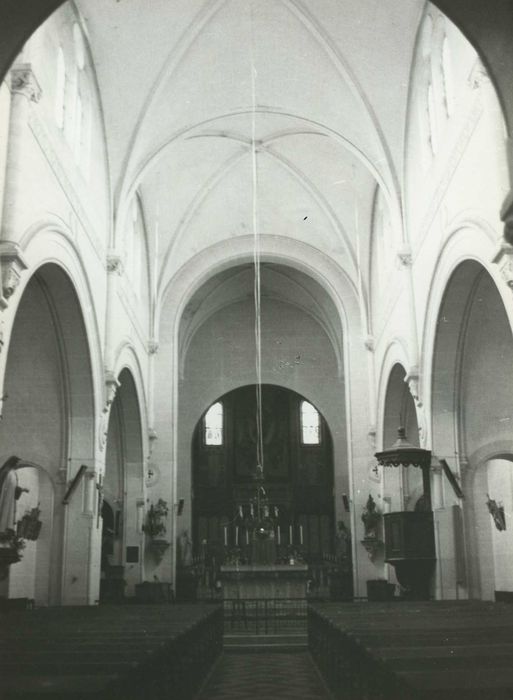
[375,427,431,470]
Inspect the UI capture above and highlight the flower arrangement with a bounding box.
[17,506,42,541]
[0,529,26,566]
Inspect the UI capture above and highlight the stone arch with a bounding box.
[430,258,513,600]
[154,236,368,590]
[0,262,96,605]
[102,367,146,599]
[421,224,511,450]
[380,363,423,515]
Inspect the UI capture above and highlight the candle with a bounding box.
[289,525,293,545]
[274,506,279,517]
[235,526,239,546]
[277,526,281,545]
[300,525,303,545]
[239,505,243,518]
[246,530,249,545]
[250,503,254,517]
[224,526,227,546]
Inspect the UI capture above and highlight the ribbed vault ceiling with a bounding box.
[75,0,427,292]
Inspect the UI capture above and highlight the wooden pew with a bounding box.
[0,603,223,700]
[309,601,513,699]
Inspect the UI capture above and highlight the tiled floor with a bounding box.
[197,652,332,700]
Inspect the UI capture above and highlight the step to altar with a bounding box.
[224,632,308,653]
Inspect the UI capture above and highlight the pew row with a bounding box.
[309,601,513,700]
[0,603,223,700]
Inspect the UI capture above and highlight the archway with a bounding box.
[171,260,353,590]
[0,263,95,605]
[102,368,144,601]
[188,384,350,599]
[432,260,513,599]
[382,364,422,514]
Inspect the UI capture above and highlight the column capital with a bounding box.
[397,246,412,268]
[364,335,375,352]
[10,63,42,103]
[147,339,159,355]
[492,241,513,288]
[104,369,120,407]
[106,253,124,275]
[0,241,28,306]
[405,365,422,407]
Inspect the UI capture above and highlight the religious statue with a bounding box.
[0,456,30,534]
[178,529,192,568]
[361,494,381,538]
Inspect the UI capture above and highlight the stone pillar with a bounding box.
[1,64,41,243]
[104,253,124,372]
[61,463,104,605]
[0,65,39,308]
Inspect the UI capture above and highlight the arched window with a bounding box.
[427,81,438,153]
[73,23,85,71]
[55,47,65,128]
[442,35,454,117]
[204,402,223,446]
[79,83,92,177]
[74,91,82,163]
[300,400,320,445]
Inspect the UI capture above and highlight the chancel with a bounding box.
[2,1,513,698]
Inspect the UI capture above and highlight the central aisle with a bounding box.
[197,652,332,700]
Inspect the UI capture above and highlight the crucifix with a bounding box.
[96,474,104,528]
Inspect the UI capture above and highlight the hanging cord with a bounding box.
[250,4,264,472]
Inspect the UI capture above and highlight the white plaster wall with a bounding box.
[178,297,347,535]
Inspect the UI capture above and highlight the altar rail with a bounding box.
[0,603,223,699]
[224,597,307,634]
[309,601,513,700]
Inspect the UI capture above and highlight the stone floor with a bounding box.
[197,652,333,700]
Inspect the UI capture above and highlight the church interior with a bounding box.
[1,1,513,698]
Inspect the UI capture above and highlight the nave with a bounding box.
[197,652,331,700]
[3,599,513,700]
[2,1,513,698]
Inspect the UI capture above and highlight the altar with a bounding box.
[220,563,308,599]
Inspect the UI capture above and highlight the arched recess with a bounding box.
[0,263,95,606]
[191,385,334,548]
[187,383,352,598]
[153,236,370,593]
[102,368,145,600]
[432,260,513,599]
[381,363,423,514]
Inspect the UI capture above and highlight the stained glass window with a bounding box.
[301,400,320,445]
[205,402,223,445]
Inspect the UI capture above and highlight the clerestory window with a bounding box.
[204,402,223,446]
[300,400,321,445]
